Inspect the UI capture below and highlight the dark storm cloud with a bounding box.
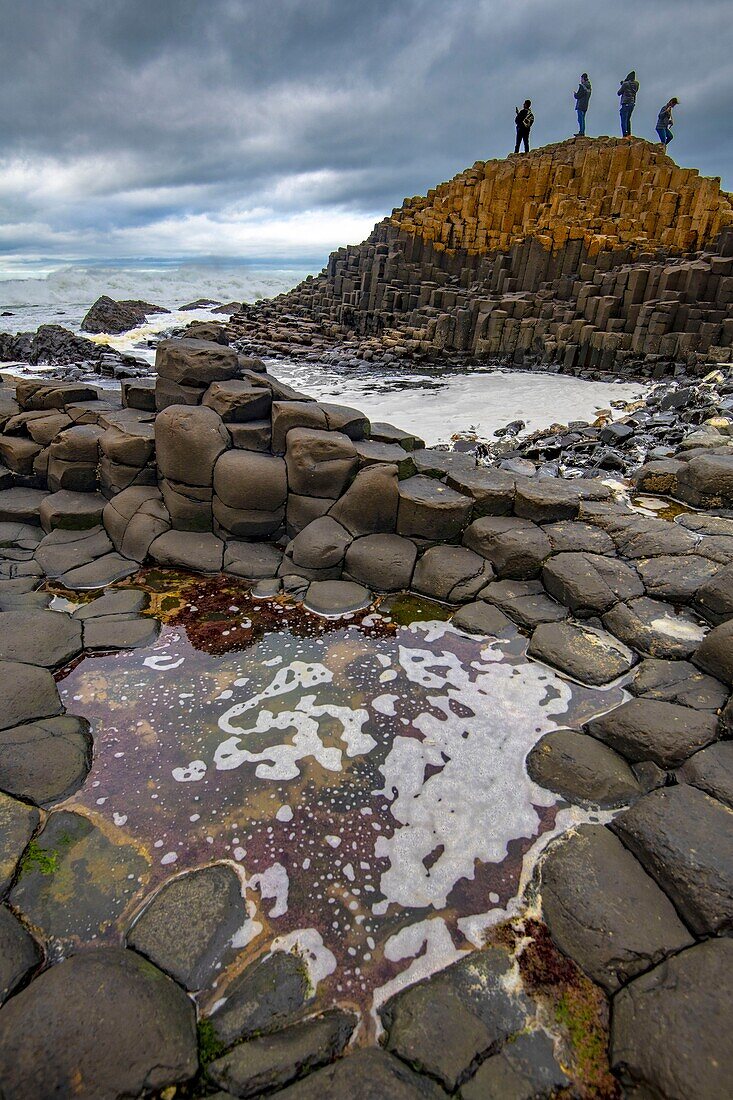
[0,0,730,265]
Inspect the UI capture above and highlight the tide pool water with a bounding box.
[42,577,626,1019]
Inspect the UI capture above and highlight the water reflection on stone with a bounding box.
[54,577,624,1016]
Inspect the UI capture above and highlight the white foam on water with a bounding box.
[269,928,337,991]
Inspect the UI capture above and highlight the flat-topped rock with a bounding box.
[612,783,733,936]
[328,464,399,535]
[0,660,62,732]
[543,519,615,555]
[272,1047,445,1098]
[38,489,106,533]
[528,729,642,808]
[528,620,635,685]
[539,824,693,994]
[0,609,82,669]
[149,530,224,573]
[304,580,372,616]
[208,1010,356,1098]
[209,950,313,1047]
[59,551,139,590]
[155,404,230,486]
[460,1029,569,1100]
[0,716,91,805]
[452,600,517,636]
[411,448,475,479]
[224,540,283,579]
[155,337,239,384]
[355,439,415,478]
[637,554,720,605]
[463,515,551,579]
[675,451,733,509]
[83,615,160,652]
[677,741,733,809]
[127,863,245,990]
[479,577,566,629]
[344,533,417,591]
[542,552,643,616]
[445,467,516,516]
[610,515,698,558]
[693,562,733,624]
[629,657,729,710]
[285,428,357,499]
[611,939,733,1100]
[514,476,610,523]
[397,475,473,540]
[0,488,48,524]
[34,525,113,578]
[288,517,352,571]
[604,596,708,660]
[412,545,492,603]
[202,379,272,421]
[0,946,197,1100]
[369,422,425,451]
[586,697,719,767]
[692,619,733,684]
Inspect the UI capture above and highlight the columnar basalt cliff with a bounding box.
[229,138,733,375]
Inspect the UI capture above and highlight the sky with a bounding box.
[0,0,730,272]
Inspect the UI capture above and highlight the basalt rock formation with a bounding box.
[80,295,169,334]
[228,138,733,376]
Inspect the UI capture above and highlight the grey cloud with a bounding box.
[0,0,730,264]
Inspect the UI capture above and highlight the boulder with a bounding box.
[603,597,708,660]
[637,554,720,605]
[412,545,492,603]
[320,402,369,439]
[692,619,733,684]
[161,479,212,531]
[445,467,516,516]
[155,338,239,385]
[0,435,41,474]
[0,947,197,1099]
[209,951,313,1047]
[0,610,82,669]
[286,428,357,499]
[463,516,551,579]
[155,404,230,487]
[127,863,245,990]
[452,601,517,637]
[0,905,42,1005]
[629,657,728,711]
[586,697,719,767]
[224,541,284,579]
[693,563,733,624]
[460,1030,569,1100]
[528,620,635,686]
[527,729,641,807]
[0,716,91,805]
[479,578,566,629]
[149,530,224,573]
[611,783,733,936]
[677,742,733,809]
[397,476,473,541]
[611,939,733,1100]
[103,486,170,562]
[155,376,207,411]
[344,533,417,592]
[271,401,327,453]
[675,451,733,508]
[121,378,156,411]
[328,464,399,535]
[542,552,643,616]
[39,490,106,532]
[208,1011,356,1098]
[380,947,530,1093]
[81,295,168,334]
[203,380,272,422]
[539,825,693,993]
[99,421,155,467]
[287,517,352,571]
[0,660,62,732]
[213,449,287,512]
[304,580,372,616]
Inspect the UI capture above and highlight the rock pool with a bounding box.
[32,573,626,1025]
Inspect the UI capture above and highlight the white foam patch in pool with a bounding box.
[218,661,333,730]
[172,759,207,783]
[372,917,464,1018]
[143,654,185,671]
[247,862,290,919]
[375,638,571,909]
[373,694,399,716]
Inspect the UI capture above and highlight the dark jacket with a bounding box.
[574,78,592,112]
[516,106,534,131]
[657,103,674,128]
[618,72,639,105]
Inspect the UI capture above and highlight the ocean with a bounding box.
[0,262,646,445]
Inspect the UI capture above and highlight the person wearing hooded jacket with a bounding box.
[573,74,592,136]
[514,100,534,154]
[656,98,679,147]
[618,71,639,137]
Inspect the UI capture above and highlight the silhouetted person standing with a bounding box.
[573,74,592,136]
[656,98,679,147]
[618,71,639,136]
[514,100,534,154]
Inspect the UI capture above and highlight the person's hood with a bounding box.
[625,71,636,81]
